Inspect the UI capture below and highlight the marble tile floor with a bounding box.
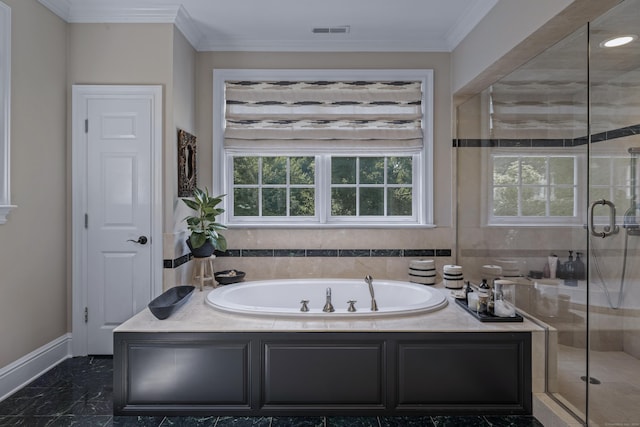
[555,344,640,426]
[0,357,544,427]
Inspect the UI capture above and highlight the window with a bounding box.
[590,154,637,225]
[213,69,433,227]
[0,1,12,224]
[488,151,583,226]
[331,156,414,217]
[232,156,316,218]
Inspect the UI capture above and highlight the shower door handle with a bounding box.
[589,199,619,238]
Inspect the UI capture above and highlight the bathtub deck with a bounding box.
[114,283,544,334]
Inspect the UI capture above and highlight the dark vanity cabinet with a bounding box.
[114,331,531,416]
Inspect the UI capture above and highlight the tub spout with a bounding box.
[365,275,379,311]
[323,287,335,312]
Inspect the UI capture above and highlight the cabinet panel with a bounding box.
[263,343,384,405]
[127,343,249,405]
[398,340,524,406]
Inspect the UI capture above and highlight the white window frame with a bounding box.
[589,152,638,227]
[213,69,434,228]
[483,148,586,227]
[0,2,14,224]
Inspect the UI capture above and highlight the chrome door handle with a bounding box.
[127,236,148,245]
[589,199,619,238]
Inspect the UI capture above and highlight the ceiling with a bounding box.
[38,0,498,52]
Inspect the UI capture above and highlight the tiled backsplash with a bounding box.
[164,247,452,269]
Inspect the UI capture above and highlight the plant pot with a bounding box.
[186,238,215,258]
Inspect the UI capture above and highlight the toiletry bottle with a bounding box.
[556,255,565,279]
[543,262,550,278]
[564,251,577,286]
[548,254,558,279]
[574,252,585,280]
[464,281,473,303]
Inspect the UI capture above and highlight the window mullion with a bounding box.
[517,158,523,217]
[258,157,263,217]
[286,157,291,217]
[319,155,329,223]
[546,157,551,217]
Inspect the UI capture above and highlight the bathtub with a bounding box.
[206,278,448,317]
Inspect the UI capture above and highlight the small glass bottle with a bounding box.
[564,251,577,286]
[574,252,585,280]
[487,292,495,315]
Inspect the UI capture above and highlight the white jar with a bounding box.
[409,259,436,285]
[443,264,463,289]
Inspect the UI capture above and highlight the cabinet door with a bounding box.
[127,343,249,405]
[396,334,530,412]
[263,342,384,406]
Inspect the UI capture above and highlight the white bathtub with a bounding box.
[206,278,448,317]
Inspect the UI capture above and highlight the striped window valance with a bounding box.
[224,80,424,150]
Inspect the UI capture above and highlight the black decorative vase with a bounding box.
[186,238,215,258]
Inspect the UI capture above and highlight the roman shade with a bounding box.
[224,80,424,150]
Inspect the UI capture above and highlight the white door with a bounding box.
[72,86,162,355]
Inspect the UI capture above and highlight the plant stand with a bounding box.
[191,255,216,291]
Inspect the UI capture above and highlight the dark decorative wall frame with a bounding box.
[177,129,197,197]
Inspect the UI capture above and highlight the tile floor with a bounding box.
[0,357,544,426]
[555,344,640,426]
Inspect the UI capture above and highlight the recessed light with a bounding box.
[599,34,637,48]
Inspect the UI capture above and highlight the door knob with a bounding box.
[127,236,148,245]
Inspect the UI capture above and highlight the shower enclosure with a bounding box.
[455,1,640,425]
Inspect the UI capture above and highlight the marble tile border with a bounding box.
[453,123,640,148]
[163,248,452,269]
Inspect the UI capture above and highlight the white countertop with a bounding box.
[115,283,544,334]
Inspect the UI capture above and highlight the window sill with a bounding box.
[224,222,437,230]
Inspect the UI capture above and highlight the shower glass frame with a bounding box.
[456,3,640,423]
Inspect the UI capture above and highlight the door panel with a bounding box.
[87,98,153,355]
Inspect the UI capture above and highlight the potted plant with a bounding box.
[181,187,227,258]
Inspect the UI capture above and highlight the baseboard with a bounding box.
[0,334,72,401]
[533,393,585,427]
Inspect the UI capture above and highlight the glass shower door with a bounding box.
[456,21,591,424]
[587,1,640,425]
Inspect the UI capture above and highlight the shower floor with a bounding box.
[555,344,640,426]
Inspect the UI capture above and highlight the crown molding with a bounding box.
[38,0,485,53]
[174,5,203,48]
[39,0,181,22]
[38,0,203,49]
[445,0,499,50]
[196,38,450,53]
[38,0,72,21]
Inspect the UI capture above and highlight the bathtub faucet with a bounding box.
[323,287,335,312]
[365,275,379,311]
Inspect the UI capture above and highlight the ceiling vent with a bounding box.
[312,26,350,34]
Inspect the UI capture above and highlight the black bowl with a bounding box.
[214,270,246,285]
[148,285,195,320]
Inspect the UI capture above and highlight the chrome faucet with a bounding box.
[365,275,378,311]
[323,287,335,312]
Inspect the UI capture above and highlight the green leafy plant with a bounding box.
[181,187,227,252]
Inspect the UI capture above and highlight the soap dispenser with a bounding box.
[574,251,585,280]
[564,251,577,286]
